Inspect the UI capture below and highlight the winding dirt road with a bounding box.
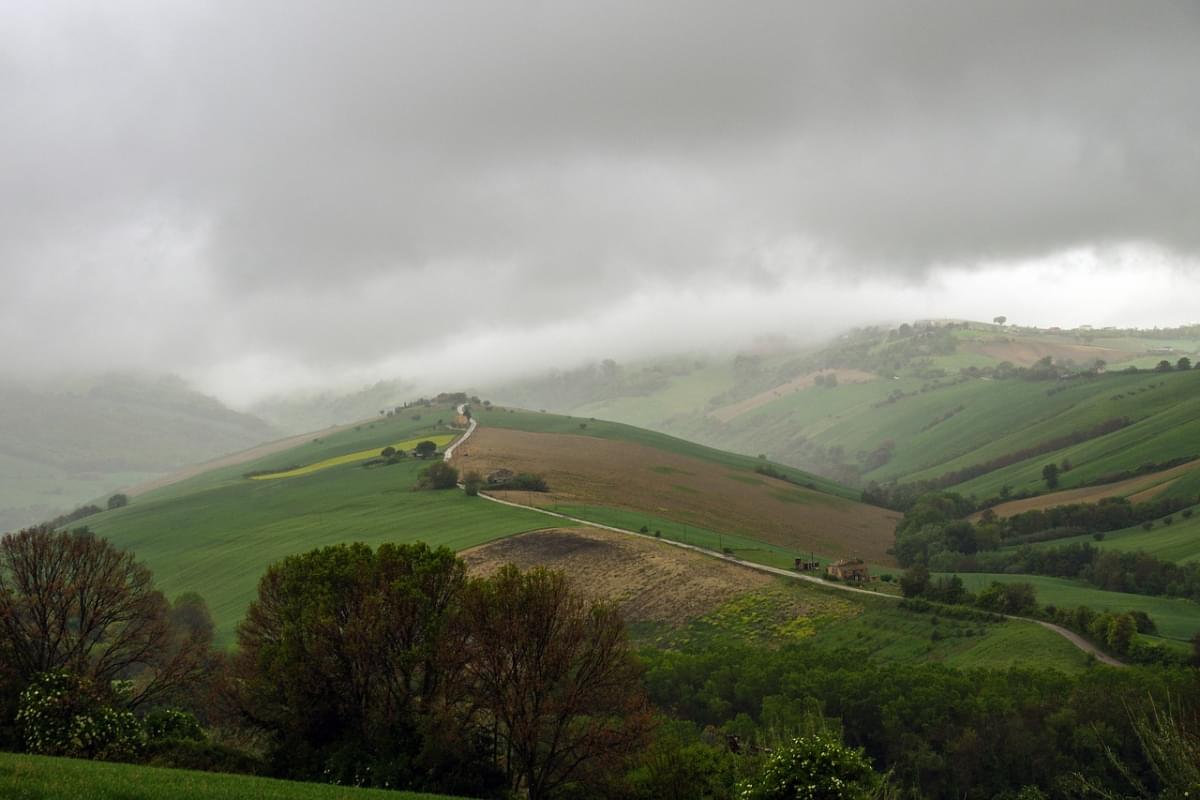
[459,414,1126,667]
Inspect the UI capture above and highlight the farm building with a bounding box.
[486,468,515,485]
[826,558,870,582]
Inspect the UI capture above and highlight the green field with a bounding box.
[634,576,1092,673]
[0,752,462,800]
[250,434,457,480]
[1022,510,1200,564]
[945,573,1200,643]
[86,409,550,645]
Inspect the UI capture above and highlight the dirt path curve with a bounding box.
[443,404,477,460]
[473,475,1126,667]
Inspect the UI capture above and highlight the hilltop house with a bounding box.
[826,558,870,582]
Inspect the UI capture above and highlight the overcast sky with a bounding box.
[3,1,1198,406]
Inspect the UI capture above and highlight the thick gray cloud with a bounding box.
[2,1,1198,398]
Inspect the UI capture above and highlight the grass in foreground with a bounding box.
[0,752,463,800]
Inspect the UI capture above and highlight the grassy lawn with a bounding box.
[0,752,464,800]
[945,573,1200,643]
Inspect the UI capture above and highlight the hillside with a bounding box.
[83,406,548,644]
[464,527,1091,672]
[80,401,897,644]
[0,374,278,533]
[488,323,1200,502]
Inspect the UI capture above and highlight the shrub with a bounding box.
[17,671,144,761]
[381,446,396,458]
[143,708,204,743]
[463,470,483,497]
[737,731,883,799]
[142,739,265,774]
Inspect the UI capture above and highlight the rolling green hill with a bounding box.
[83,408,550,644]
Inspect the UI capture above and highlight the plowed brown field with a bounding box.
[462,527,784,626]
[454,427,900,564]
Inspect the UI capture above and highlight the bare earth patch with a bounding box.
[709,368,879,423]
[974,459,1199,520]
[454,427,900,564]
[462,527,780,626]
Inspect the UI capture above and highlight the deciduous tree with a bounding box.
[0,527,210,708]
[459,565,652,799]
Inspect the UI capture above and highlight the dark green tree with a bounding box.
[417,461,459,490]
[106,493,129,510]
[414,440,438,458]
[1041,463,1060,489]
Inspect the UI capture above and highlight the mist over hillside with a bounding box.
[0,373,277,531]
[486,320,1200,486]
[249,378,416,435]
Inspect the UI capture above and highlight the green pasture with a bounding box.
[0,752,462,800]
[944,573,1200,643]
[86,423,550,645]
[1021,508,1200,565]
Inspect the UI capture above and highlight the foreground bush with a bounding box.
[738,731,884,800]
